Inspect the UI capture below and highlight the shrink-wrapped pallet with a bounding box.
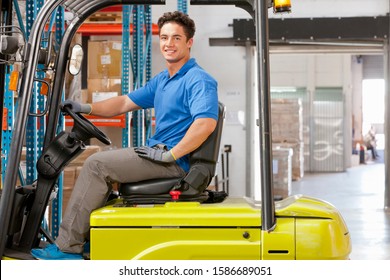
[272,147,293,199]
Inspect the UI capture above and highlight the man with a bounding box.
[31,11,219,260]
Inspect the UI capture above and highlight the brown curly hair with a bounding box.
[157,11,196,40]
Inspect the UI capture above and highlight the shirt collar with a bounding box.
[177,58,196,76]
[165,58,196,79]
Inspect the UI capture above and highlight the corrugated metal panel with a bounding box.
[312,88,344,172]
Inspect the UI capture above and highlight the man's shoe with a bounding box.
[82,241,91,260]
[31,244,83,260]
[84,241,90,254]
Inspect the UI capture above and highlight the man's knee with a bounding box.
[83,152,104,172]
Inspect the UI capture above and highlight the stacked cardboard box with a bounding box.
[87,78,121,103]
[272,147,293,199]
[88,40,122,78]
[271,98,303,141]
[87,40,122,103]
[272,140,304,181]
[271,99,304,180]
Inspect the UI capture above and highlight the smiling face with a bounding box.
[159,22,193,71]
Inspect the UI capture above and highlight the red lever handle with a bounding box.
[169,190,182,201]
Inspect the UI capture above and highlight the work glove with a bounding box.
[61,99,92,114]
[134,146,175,163]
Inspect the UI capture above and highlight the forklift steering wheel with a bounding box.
[63,105,111,145]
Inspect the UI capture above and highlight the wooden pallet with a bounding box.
[84,12,122,24]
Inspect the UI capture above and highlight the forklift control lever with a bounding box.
[169,190,182,201]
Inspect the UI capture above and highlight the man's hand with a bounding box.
[134,146,175,163]
[61,100,92,114]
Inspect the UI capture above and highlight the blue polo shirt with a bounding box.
[128,58,219,172]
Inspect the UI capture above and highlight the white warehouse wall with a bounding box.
[270,54,347,88]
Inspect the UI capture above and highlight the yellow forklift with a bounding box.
[0,0,351,260]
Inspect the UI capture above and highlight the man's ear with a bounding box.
[187,37,194,49]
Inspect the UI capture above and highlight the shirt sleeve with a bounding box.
[187,71,219,121]
[127,76,159,108]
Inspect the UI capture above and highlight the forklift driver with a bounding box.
[31,11,219,260]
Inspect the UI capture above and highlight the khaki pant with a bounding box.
[55,147,185,253]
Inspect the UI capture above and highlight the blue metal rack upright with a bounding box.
[25,0,44,185]
[144,5,153,142]
[1,0,27,187]
[132,6,144,147]
[130,5,153,147]
[122,5,132,148]
[24,0,65,237]
[1,73,13,184]
[178,0,188,13]
[1,0,12,186]
[50,6,65,238]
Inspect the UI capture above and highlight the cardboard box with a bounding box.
[69,89,88,104]
[271,99,303,142]
[92,91,118,103]
[88,40,122,78]
[89,126,123,148]
[273,141,304,181]
[87,78,121,103]
[68,145,102,167]
[63,167,77,190]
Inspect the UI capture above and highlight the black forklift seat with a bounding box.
[120,102,226,204]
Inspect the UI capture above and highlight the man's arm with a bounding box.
[90,95,141,117]
[171,117,217,159]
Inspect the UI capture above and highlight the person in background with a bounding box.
[364,125,379,160]
[31,11,219,260]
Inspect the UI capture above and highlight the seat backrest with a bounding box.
[190,102,225,166]
[180,102,225,190]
